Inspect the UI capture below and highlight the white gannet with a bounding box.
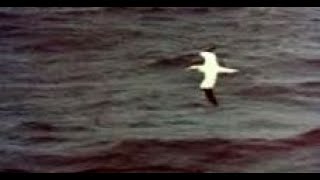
[186,51,239,106]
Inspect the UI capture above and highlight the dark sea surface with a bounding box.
[1,7,320,172]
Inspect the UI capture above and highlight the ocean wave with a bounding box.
[236,85,293,97]
[2,128,319,172]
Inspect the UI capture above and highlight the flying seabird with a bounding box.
[186,51,239,106]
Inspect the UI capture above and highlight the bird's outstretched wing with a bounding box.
[202,89,219,106]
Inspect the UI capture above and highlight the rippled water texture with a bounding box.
[1,7,320,172]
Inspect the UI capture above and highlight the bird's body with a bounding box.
[187,51,239,106]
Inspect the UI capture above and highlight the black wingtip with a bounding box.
[202,89,219,107]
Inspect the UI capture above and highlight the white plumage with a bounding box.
[186,51,239,106]
[187,51,238,89]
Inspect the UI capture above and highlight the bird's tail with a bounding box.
[218,67,239,73]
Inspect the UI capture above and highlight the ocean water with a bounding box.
[1,7,320,172]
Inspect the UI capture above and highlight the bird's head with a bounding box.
[199,51,216,59]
